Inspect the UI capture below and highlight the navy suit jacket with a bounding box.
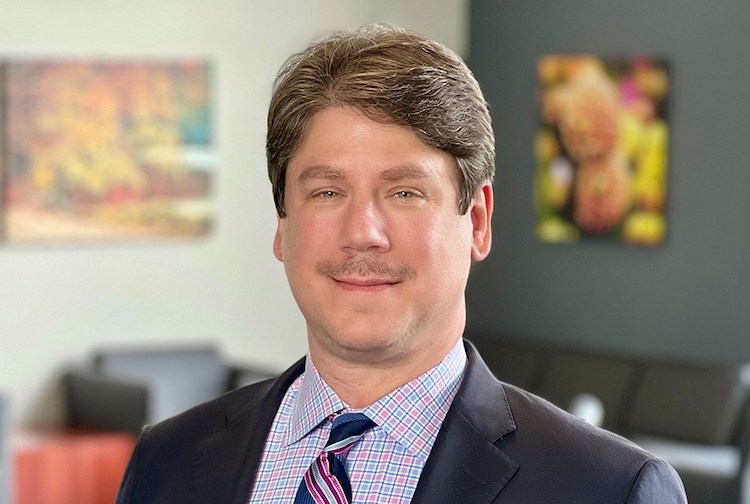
[116,341,687,503]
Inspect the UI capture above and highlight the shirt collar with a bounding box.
[284,339,467,462]
[285,357,347,446]
[362,340,466,461]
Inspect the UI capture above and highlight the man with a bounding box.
[117,25,687,503]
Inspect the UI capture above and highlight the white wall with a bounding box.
[0,0,468,429]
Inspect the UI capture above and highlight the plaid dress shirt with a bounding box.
[247,339,467,503]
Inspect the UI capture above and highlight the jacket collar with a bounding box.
[410,341,519,504]
[190,357,306,504]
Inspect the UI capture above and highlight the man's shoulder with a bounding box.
[418,345,687,502]
[502,384,679,476]
[130,375,279,466]
[500,382,644,453]
[465,342,651,462]
[116,363,305,503]
[479,382,686,501]
[143,358,305,447]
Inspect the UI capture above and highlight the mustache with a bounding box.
[316,256,416,281]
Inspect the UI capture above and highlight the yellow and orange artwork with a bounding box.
[2,60,214,244]
[535,55,669,247]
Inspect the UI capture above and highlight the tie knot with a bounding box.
[325,413,376,454]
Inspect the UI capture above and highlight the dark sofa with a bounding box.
[468,334,750,504]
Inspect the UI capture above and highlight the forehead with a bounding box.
[288,107,458,183]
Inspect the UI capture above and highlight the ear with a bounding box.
[273,216,285,262]
[469,182,493,261]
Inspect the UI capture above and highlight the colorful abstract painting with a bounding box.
[2,60,214,243]
[535,55,670,246]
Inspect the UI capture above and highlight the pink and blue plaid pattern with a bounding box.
[247,340,467,503]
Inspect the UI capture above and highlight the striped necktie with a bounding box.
[293,413,376,504]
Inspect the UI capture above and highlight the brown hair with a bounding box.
[267,24,494,217]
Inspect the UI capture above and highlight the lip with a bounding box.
[333,277,399,292]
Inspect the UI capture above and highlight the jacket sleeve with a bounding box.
[115,425,151,504]
[625,458,688,504]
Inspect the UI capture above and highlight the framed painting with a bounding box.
[1,59,214,244]
[534,55,670,246]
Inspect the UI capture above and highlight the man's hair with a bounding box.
[267,24,495,217]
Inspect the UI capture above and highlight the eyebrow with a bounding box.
[296,164,433,184]
[379,165,432,181]
[297,165,345,183]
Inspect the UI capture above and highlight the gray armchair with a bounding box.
[65,344,277,434]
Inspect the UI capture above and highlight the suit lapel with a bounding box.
[188,359,305,504]
[411,342,519,504]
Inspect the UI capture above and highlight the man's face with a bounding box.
[274,107,492,368]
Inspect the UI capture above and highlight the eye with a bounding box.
[392,189,425,200]
[314,190,339,199]
[395,190,415,198]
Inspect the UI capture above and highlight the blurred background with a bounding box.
[2,0,750,502]
[0,0,467,430]
[466,0,750,368]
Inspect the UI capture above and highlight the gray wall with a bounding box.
[465,0,750,362]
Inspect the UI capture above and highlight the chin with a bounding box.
[323,326,414,362]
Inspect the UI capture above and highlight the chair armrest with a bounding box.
[64,370,148,434]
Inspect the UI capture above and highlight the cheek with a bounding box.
[283,216,328,261]
[401,215,473,269]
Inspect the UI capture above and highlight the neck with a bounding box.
[309,333,463,409]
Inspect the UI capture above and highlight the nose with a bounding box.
[339,197,390,253]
